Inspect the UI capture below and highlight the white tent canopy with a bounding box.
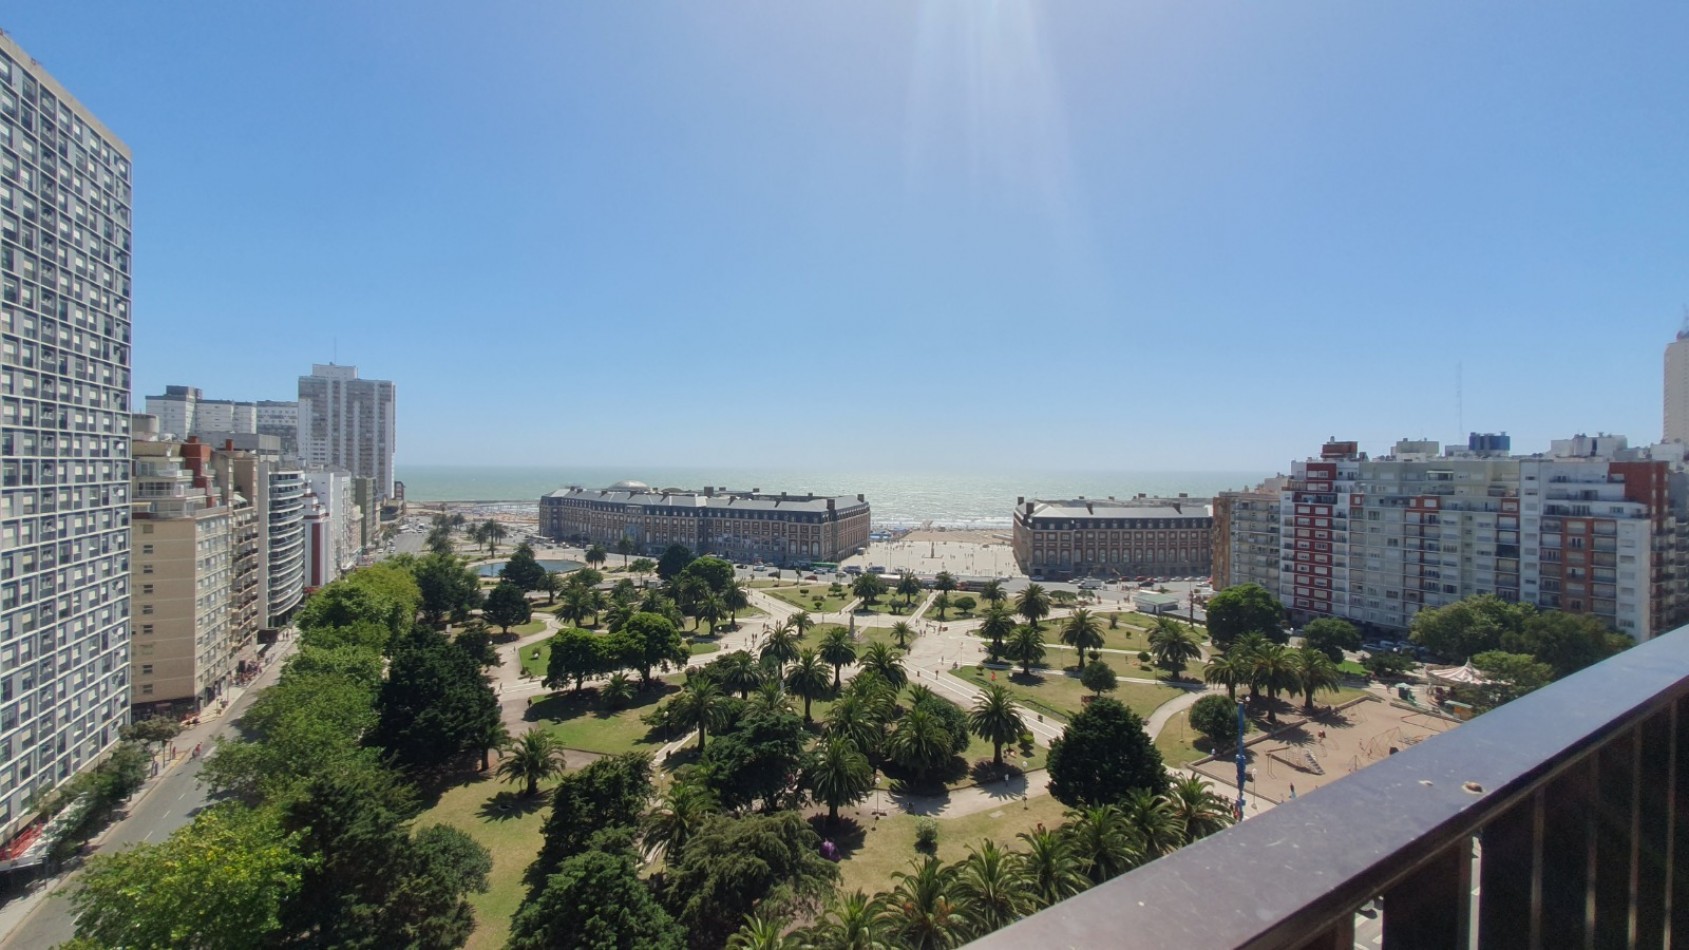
[1427,663,1491,686]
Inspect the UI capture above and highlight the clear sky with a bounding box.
[6,3,1686,471]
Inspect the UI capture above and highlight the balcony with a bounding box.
[970,625,1689,949]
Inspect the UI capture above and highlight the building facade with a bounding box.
[145,385,258,441]
[0,34,134,839]
[1212,479,1286,590]
[1011,495,1213,580]
[254,399,298,459]
[209,435,305,628]
[1667,321,1689,445]
[541,482,871,565]
[302,470,360,589]
[1226,437,1688,641]
[297,364,395,500]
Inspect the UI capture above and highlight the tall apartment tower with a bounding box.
[297,364,395,500]
[1665,319,1689,444]
[0,35,135,838]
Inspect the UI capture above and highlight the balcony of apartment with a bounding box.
[972,625,1689,949]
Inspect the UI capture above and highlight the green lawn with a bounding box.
[496,619,547,637]
[766,585,854,614]
[519,641,549,679]
[954,662,1184,723]
[832,792,1072,897]
[415,773,553,950]
[800,623,905,654]
[524,678,684,755]
[688,641,720,656]
[854,596,922,618]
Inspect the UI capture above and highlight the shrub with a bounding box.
[1190,694,1246,750]
[1136,651,1151,663]
[914,818,939,852]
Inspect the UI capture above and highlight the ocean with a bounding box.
[396,465,1273,529]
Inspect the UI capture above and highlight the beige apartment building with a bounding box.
[1012,495,1214,580]
[130,428,259,713]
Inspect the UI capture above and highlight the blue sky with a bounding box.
[7,3,1686,472]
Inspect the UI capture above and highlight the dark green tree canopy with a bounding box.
[412,553,485,625]
[527,753,655,893]
[545,627,608,692]
[679,556,735,596]
[1047,697,1168,807]
[659,811,839,950]
[1300,617,1361,662]
[510,849,684,950]
[1205,584,1286,648]
[369,628,501,773]
[500,542,549,591]
[697,708,811,813]
[1188,694,1243,750]
[658,544,696,581]
[482,581,532,633]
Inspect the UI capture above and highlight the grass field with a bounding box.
[954,662,1183,723]
[766,585,854,614]
[416,773,552,950]
[524,678,684,755]
[854,596,922,618]
[830,793,1072,897]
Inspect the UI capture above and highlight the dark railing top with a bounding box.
[969,625,1689,949]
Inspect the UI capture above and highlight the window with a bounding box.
[140,663,153,675]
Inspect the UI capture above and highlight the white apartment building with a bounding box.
[0,35,134,840]
[303,470,361,589]
[255,399,298,458]
[145,385,257,440]
[298,364,395,501]
[1666,323,1689,445]
[1237,437,1685,642]
[208,435,305,628]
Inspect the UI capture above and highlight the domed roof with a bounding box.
[610,479,649,491]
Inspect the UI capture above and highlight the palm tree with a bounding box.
[890,621,916,650]
[1164,775,1233,845]
[1015,828,1088,910]
[1063,805,1144,884]
[715,650,764,699]
[979,606,1015,662]
[697,591,726,635]
[1292,645,1342,711]
[538,571,564,605]
[585,543,608,571]
[786,649,831,723]
[677,676,731,753]
[615,536,635,566]
[885,706,954,783]
[809,891,883,950]
[931,592,951,620]
[496,728,566,797]
[723,581,750,627]
[897,572,923,608]
[760,625,800,667]
[1060,609,1104,667]
[878,857,969,950]
[979,580,1006,607]
[727,914,793,950]
[426,525,454,556]
[560,584,597,628]
[601,672,636,710]
[954,840,1030,937]
[789,610,815,639]
[1015,583,1051,630]
[859,642,907,691]
[807,736,874,824]
[1203,651,1248,701]
[1250,642,1302,721]
[1119,787,1182,858]
[642,781,717,863]
[826,694,885,761]
[967,684,1024,768]
[449,511,468,532]
[1149,618,1202,679]
[748,678,794,717]
[1007,625,1046,678]
[819,627,857,688]
[933,571,957,597]
[852,572,887,608]
[479,519,508,555]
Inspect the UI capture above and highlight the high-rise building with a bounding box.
[1212,479,1288,590]
[0,34,134,839]
[1667,320,1689,444]
[208,434,305,627]
[254,399,299,459]
[297,364,395,501]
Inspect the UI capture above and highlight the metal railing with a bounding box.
[970,625,1689,949]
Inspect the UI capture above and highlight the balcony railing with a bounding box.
[970,624,1689,949]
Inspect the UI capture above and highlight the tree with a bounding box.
[760,624,801,667]
[805,736,873,824]
[953,595,977,615]
[1205,583,1286,649]
[934,571,957,597]
[1291,645,1342,711]
[789,610,816,639]
[412,553,484,626]
[1008,624,1046,677]
[876,856,968,950]
[426,525,454,556]
[1014,827,1087,911]
[675,676,732,753]
[1080,660,1118,698]
[932,592,952,620]
[699,707,810,813]
[560,583,600,629]
[661,812,839,950]
[630,557,658,579]
[70,805,304,950]
[723,581,751,627]
[803,890,884,950]
[527,752,655,891]
[1363,648,1417,679]
[371,628,501,773]
[851,572,887,607]
[500,542,548,592]
[295,578,411,644]
[498,728,567,797]
[1015,584,1051,630]
[602,672,637,710]
[968,683,1025,768]
[681,556,736,596]
[1463,650,1554,711]
[658,544,696,581]
[697,591,726,635]
[1149,618,1202,678]
[819,627,857,688]
[620,612,687,687]
[482,581,532,634]
[979,606,1015,662]
[826,694,887,763]
[122,716,184,755]
[615,535,637,566]
[1505,609,1628,678]
[1047,698,1167,807]
[1060,609,1104,666]
[1300,617,1361,663]
[1188,694,1243,750]
[510,848,684,950]
[955,840,1030,937]
[713,650,765,700]
[897,572,923,607]
[642,781,718,864]
[890,621,916,650]
[1411,594,1528,661]
[586,543,609,571]
[979,580,1006,607]
[785,649,831,723]
[727,914,795,950]
[1248,642,1302,720]
[477,519,508,555]
[858,642,907,690]
[1165,775,1234,844]
[544,627,604,692]
[885,705,954,783]
[1062,805,1144,884]
[538,571,564,605]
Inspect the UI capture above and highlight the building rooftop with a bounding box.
[546,485,868,514]
[1022,499,1211,520]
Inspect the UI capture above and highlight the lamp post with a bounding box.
[1234,700,1248,821]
